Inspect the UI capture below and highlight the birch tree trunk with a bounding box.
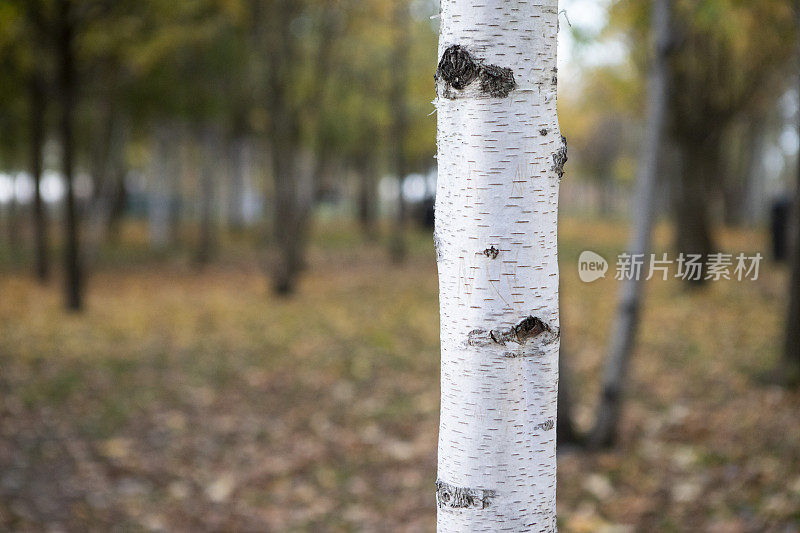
[590,0,672,448]
[434,2,562,530]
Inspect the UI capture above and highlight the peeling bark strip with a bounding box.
[436,480,496,509]
[436,45,517,99]
[490,316,551,346]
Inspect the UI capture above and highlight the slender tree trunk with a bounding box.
[590,0,673,448]
[148,126,171,249]
[228,137,247,233]
[557,343,581,446]
[85,112,127,266]
[741,120,766,226]
[785,168,800,380]
[196,128,217,266]
[388,1,409,264]
[168,133,182,247]
[106,169,128,243]
[30,70,49,282]
[783,9,800,380]
[357,155,378,240]
[434,2,562,530]
[7,182,19,254]
[58,0,83,311]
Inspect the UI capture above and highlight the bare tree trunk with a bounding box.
[148,126,171,249]
[434,1,561,530]
[196,128,217,266]
[388,0,409,264]
[106,170,127,243]
[261,0,306,295]
[58,0,83,311]
[228,137,247,233]
[783,8,800,381]
[30,69,49,282]
[357,155,378,241]
[589,0,672,448]
[7,182,19,255]
[673,136,717,283]
[85,113,127,266]
[741,120,766,226]
[557,344,581,446]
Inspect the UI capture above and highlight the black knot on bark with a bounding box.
[490,315,553,346]
[482,246,500,259]
[513,315,550,340]
[436,44,479,90]
[479,64,516,98]
[435,480,495,509]
[436,44,516,99]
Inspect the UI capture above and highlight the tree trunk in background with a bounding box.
[590,0,672,449]
[7,183,19,254]
[228,137,248,233]
[30,70,48,282]
[557,343,581,446]
[196,129,217,266]
[263,0,306,295]
[785,160,800,380]
[103,119,129,244]
[89,100,115,205]
[589,0,672,447]
[58,0,83,311]
[357,155,378,241]
[85,113,127,266]
[783,9,800,380]
[434,2,561,529]
[721,119,763,227]
[388,1,409,264]
[148,126,171,249]
[168,136,182,247]
[673,135,716,284]
[741,121,766,226]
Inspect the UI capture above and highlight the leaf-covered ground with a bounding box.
[1,218,798,532]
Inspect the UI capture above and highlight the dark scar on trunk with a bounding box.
[479,64,516,98]
[482,246,499,259]
[552,135,568,179]
[490,316,551,346]
[535,419,555,431]
[436,45,516,99]
[436,480,496,509]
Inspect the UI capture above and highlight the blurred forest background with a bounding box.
[1,0,799,531]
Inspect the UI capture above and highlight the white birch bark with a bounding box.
[434,2,562,531]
